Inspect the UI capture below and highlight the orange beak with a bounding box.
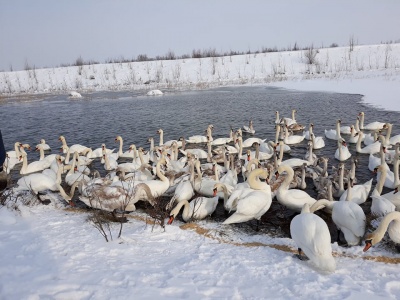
[167,216,174,225]
[363,242,372,252]
[213,188,217,197]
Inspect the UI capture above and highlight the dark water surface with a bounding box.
[1,86,399,238]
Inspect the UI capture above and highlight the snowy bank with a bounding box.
[1,44,399,108]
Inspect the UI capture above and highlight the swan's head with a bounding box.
[22,144,31,151]
[337,119,342,124]
[359,112,365,116]
[157,129,163,134]
[40,139,45,144]
[58,135,65,141]
[246,150,251,161]
[115,136,122,142]
[363,232,379,252]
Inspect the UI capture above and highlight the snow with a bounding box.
[146,89,163,96]
[2,43,400,299]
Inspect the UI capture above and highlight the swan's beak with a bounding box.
[394,187,398,194]
[167,216,175,225]
[213,188,217,197]
[275,171,279,179]
[247,155,250,161]
[383,147,386,153]
[69,201,75,207]
[363,241,372,252]
[19,155,22,161]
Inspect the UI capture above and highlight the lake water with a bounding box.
[1,86,399,237]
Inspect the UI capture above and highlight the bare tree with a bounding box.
[304,45,318,65]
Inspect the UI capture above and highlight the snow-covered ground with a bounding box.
[2,43,400,299]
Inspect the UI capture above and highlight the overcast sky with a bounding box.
[1,0,399,71]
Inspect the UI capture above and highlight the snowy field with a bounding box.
[2,43,400,299]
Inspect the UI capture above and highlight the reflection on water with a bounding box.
[1,86,399,237]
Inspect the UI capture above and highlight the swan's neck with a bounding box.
[336,121,341,138]
[275,126,280,143]
[255,143,260,160]
[14,143,20,155]
[375,167,387,195]
[327,183,333,201]
[321,159,328,177]
[310,199,334,213]
[38,147,45,160]
[118,138,123,156]
[149,139,154,151]
[20,154,28,174]
[356,133,364,152]
[355,118,360,132]
[156,159,168,183]
[360,113,365,129]
[104,154,111,170]
[275,112,280,124]
[280,166,294,190]
[308,144,313,163]
[61,137,68,148]
[159,131,164,146]
[64,147,73,164]
[247,168,268,190]
[394,156,400,187]
[223,148,229,170]
[138,150,145,165]
[171,200,190,221]
[350,160,356,180]
[214,165,220,182]
[309,125,313,136]
[385,124,393,143]
[301,166,306,189]
[338,166,344,194]
[238,138,243,157]
[207,143,212,163]
[277,142,284,165]
[371,212,400,245]
[130,147,138,163]
[346,179,352,201]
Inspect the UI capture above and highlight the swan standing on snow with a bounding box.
[312,179,366,246]
[290,203,336,272]
[363,211,400,252]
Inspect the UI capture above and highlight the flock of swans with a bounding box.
[4,109,400,272]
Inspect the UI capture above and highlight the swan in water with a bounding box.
[187,125,213,143]
[358,111,386,131]
[355,131,383,154]
[370,169,396,218]
[290,203,336,272]
[242,120,255,135]
[374,163,400,208]
[65,152,90,185]
[211,128,233,146]
[310,133,325,150]
[375,154,399,189]
[36,139,51,151]
[222,168,272,225]
[275,165,316,212]
[325,119,343,141]
[276,141,309,168]
[115,136,138,159]
[363,211,400,252]
[58,135,89,154]
[283,123,305,145]
[334,139,351,161]
[157,129,182,148]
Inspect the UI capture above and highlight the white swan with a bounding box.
[310,133,325,150]
[283,123,305,145]
[324,119,342,141]
[290,204,336,272]
[211,128,233,146]
[167,196,218,224]
[36,144,58,168]
[19,148,48,175]
[223,168,272,224]
[311,192,366,246]
[138,156,170,198]
[65,152,90,185]
[275,165,316,212]
[58,135,89,154]
[368,144,389,172]
[376,154,399,189]
[36,139,51,151]
[13,161,70,195]
[358,111,386,131]
[187,125,213,143]
[334,139,351,161]
[242,120,255,135]
[339,176,372,205]
[374,164,400,208]
[241,137,266,148]
[355,131,383,154]
[276,141,309,168]
[157,129,182,148]
[363,211,400,252]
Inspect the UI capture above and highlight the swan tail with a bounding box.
[222,213,253,225]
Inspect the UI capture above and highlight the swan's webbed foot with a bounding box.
[295,248,309,261]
